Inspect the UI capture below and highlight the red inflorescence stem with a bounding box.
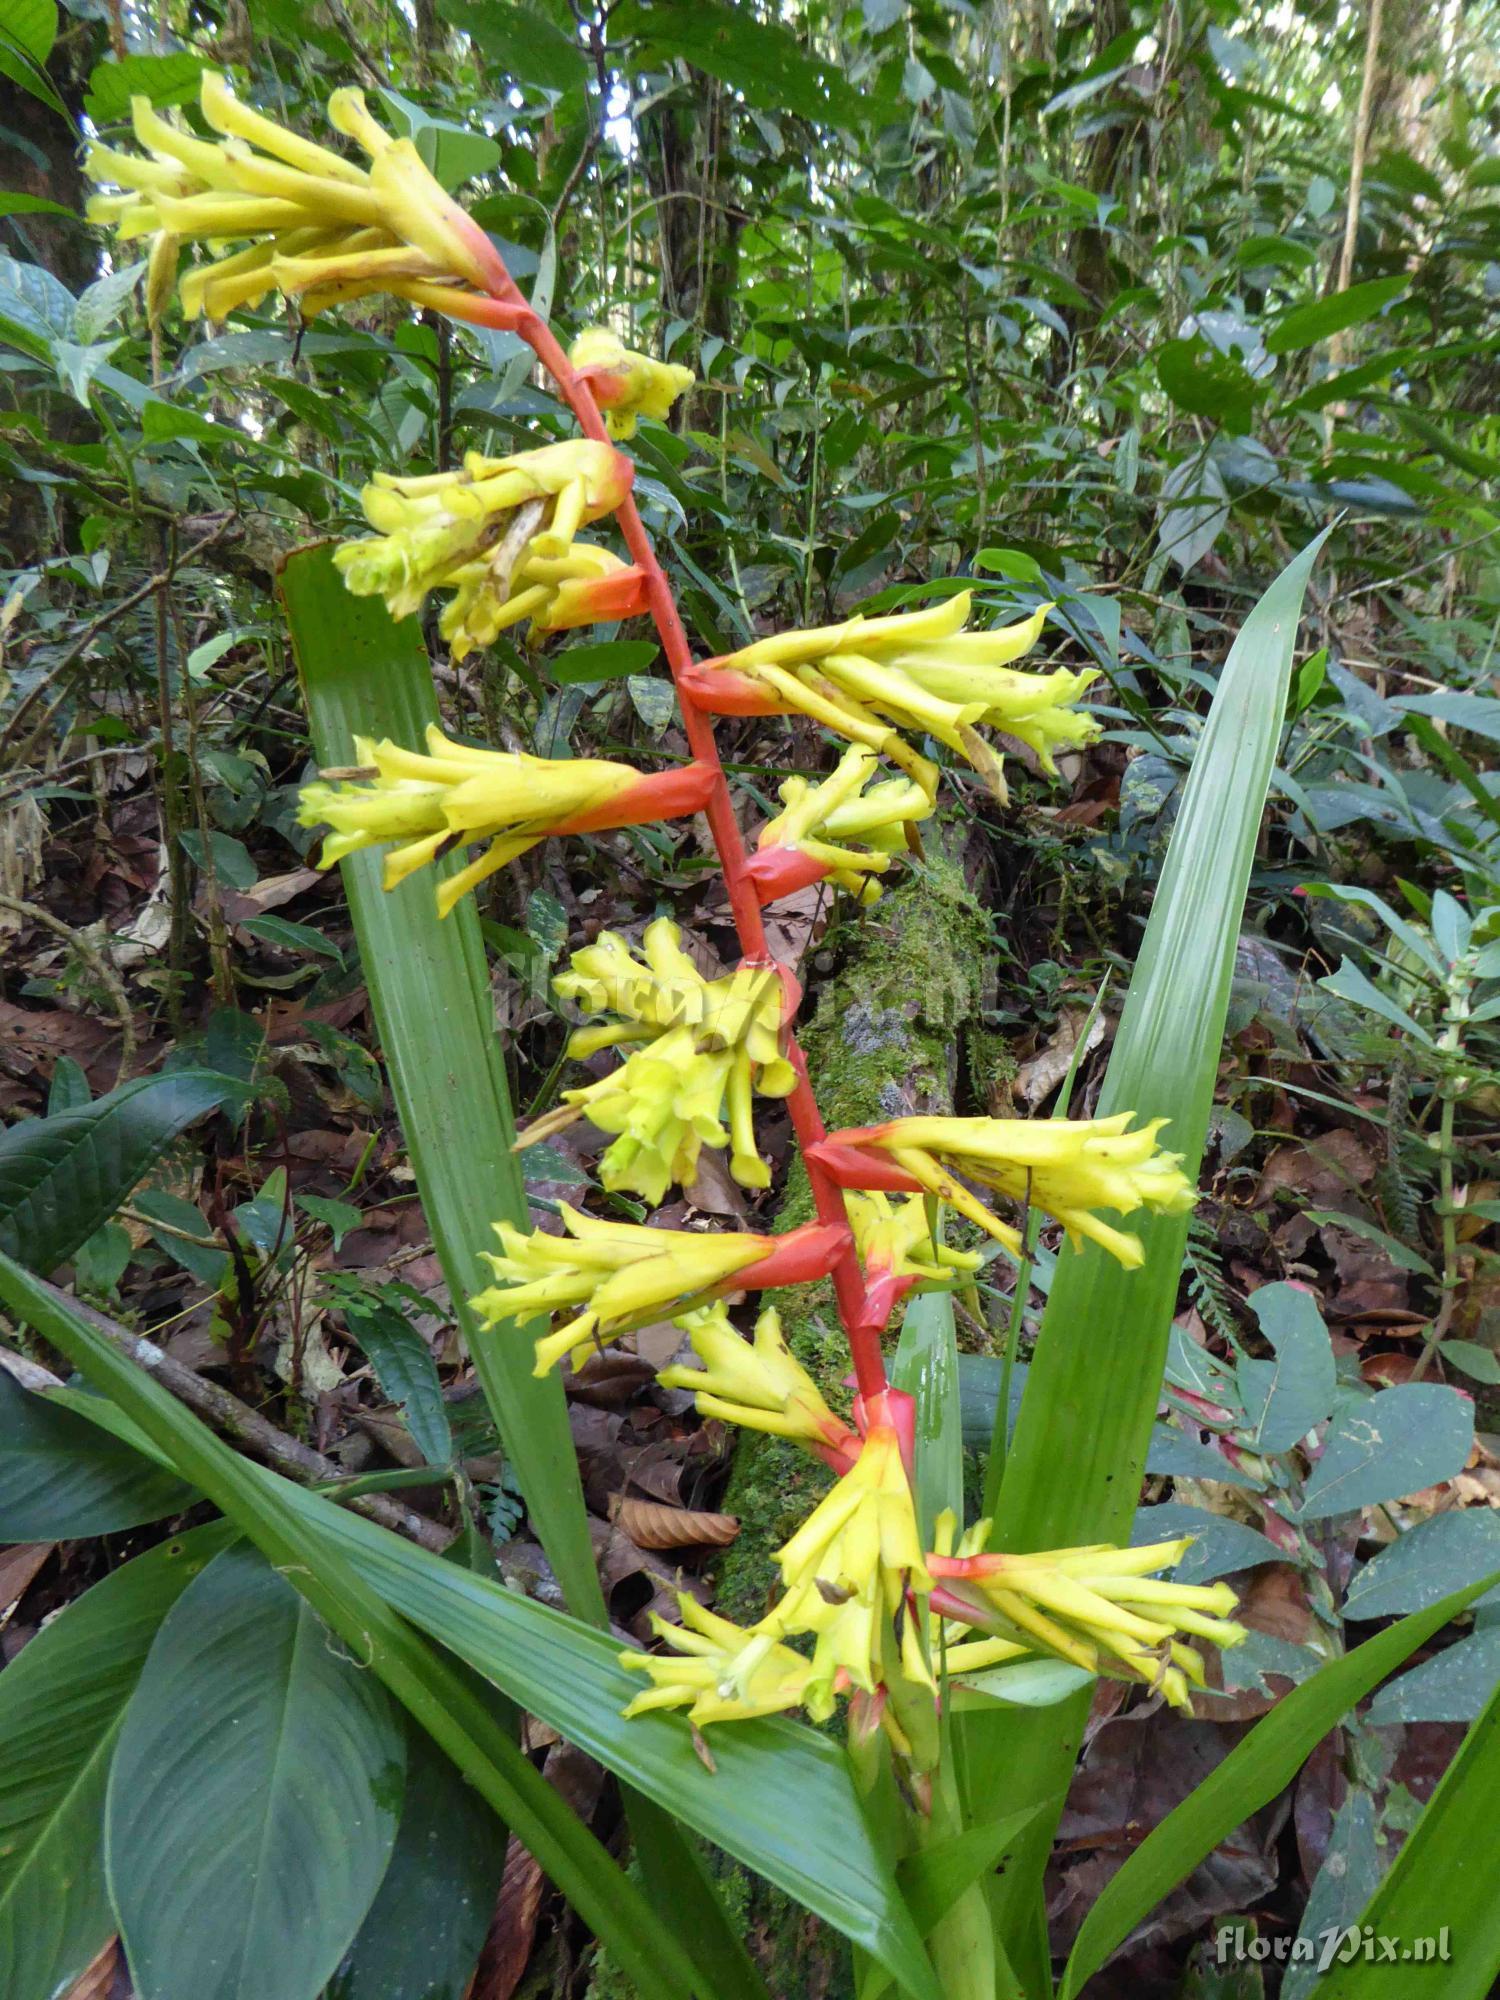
[456,289,892,1408]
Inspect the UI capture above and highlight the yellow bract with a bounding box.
[754,744,932,902]
[656,1303,858,1454]
[333,440,632,649]
[569,326,696,439]
[297,722,652,917]
[83,73,504,324]
[471,1204,776,1376]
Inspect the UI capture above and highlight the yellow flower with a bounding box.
[523,935,795,1200]
[813,1112,1196,1268]
[762,1425,931,1716]
[845,1190,982,1330]
[619,1596,814,1724]
[83,74,508,325]
[929,1534,1247,1711]
[297,722,715,918]
[332,440,633,645]
[469,1204,847,1376]
[746,744,933,906]
[656,1303,860,1459]
[683,591,1096,802]
[569,327,696,439]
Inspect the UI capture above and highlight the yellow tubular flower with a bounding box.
[761,1425,932,1717]
[845,1190,982,1328]
[570,326,696,439]
[748,745,933,905]
[929,1534,1247,1712]
[814,1112,1196,1268]
[619,1597,814,1724]
[470,1205,846,1376]
[656,1303,860,1457]
[686,591,1095,803]
[531,924,796,1198]
[333,440,632,642]
[297,723,715,918]
[82,74,508,325]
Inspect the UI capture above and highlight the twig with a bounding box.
[10,1280,456,1553]
[0,514,236,769]
[1329,0,1385,376]
[0,891,138,1086]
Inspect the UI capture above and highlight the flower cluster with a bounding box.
[845,1189,983,1333]
[621,1423,930,1727]
[83,73,507,324]
[297,725,715,918]
[745,744,933,906]
[658,1303,860,1465]
[814,1111,1196,1267]
[569,327,696,439]
[518,921,796,1200]
[471,1204,846,1375]
[681,591,1096,803]
[332,440,642,656]
[929,1534,1248,1711]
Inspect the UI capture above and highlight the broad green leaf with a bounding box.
[1236,1283,1335,1452]
[1367,1628,1500,1725]
[891,1289,962,1543]
[1345,1512,1500,1620]
[1264,277,1407,355]
[612,0,881,127]
[345,1298,453,1468]
[1281,1792,1381,2000]
[548,637,661,684]
[329,1715,507,2000]
[1298,1384,1473,1520]
[1317,957,1433,1044]
[1131,1503,1281,1583]
[108,1543,406,2000]
[0,1366,194,1540]
[979,533,1328,1984]
[0,1069,237,1276]
[1058,1565,1500,1999]
[0,1259,925,2000]
[0,0,65,116]
[280,547,600,1619]
[1311,1675,1500,1998]
[84,51,205,122]
[0,1525,230,2000]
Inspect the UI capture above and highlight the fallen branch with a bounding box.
[5,1280,456,1554]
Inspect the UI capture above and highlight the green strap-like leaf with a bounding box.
[976,532,1329,1983]
[1058,1568,1500,1999]
[0,1258,941,2000]
[1306,1677,1500,1999]
[0,1254,708,2000]
[280,547,601,1622]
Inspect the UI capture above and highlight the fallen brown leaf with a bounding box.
[0,1543,53,1622]
[611,1495,740,1550]
[60,1938,117,2000]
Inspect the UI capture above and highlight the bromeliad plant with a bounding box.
[58,67,1414,2000]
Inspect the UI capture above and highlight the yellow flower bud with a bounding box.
[570,326,696,439]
